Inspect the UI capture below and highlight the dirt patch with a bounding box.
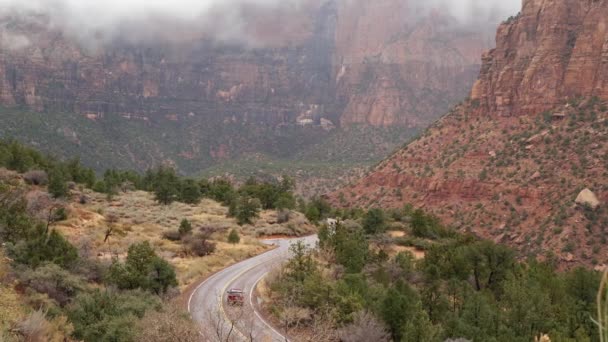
[390,245,426,260]
[388,230,405,238]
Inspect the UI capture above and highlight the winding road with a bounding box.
[188,235,318,342]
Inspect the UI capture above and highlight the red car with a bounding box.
[227,289,244,306]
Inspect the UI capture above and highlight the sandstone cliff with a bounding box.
[332,0,608,267]
[471,0,608,117]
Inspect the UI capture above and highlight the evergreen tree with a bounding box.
[332,223,368,273]
[275,193,296,211]
[236,197,261,225]
[11,225,78,269]
[363,208,387,235]
[381,283,420,341]
[180,179,201,204]
[208,179,235,205]
[305,206,321,223]
[107,241,177,294]
[154,181,177,205]
[48,169,69,198]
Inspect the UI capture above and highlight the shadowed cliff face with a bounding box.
[332,0,608,267]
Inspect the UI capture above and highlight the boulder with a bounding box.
[530,171,541,181]
[575,188,601,209]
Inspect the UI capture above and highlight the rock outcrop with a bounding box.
[576,189,601,210]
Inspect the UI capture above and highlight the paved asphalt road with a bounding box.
[188,235,318,342]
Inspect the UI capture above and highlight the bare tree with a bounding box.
[338,311,390,342]
[306,309,338,342]
[202,292,255,342]
[104,213,119,243]
[275,289,312,341]
[45,204,63,235]
[135,304,202,342]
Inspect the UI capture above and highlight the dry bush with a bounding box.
[20,263,86,307]
[16,310,48,342]
[162,230,182,242]
[23,171,48,186]
[277,210,291,224]
[280,306,313,328]
[135,305,200,342]
[25,191,53,219]
[0,168,20,183]
[15,311,73,342]
[184,234,217,257]
[338,311,390,342]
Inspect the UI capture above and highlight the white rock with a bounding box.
[575,188,601,209]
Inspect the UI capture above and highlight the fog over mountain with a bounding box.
[0,0,520,47]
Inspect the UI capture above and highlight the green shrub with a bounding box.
[178,219,193,236]
[234,196,261,225]
[179,179,201,204]
[20,263,87,306]
[48,169,68,199]
[11,227,78,269]
[228,229,240,245]
[68,289,160,342]
[363,208,387,235]
[107,241,177,295]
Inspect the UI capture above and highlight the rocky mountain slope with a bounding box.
[0,0,495,178]
[331,0,608,267]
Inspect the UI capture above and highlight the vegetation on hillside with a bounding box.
[267,205,602,342]
[0,140,316,341]
[334,97,608,266]
[0,183,181,341]
[0,105,419,198]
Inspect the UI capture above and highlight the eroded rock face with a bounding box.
[0,0,492,129]
[471,0,608,117]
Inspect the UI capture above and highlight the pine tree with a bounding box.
[48,169,69,198]
[236,197,261,225]
[180,179,201,204]
[363,208,387,235]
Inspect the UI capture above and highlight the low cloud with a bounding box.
[1,30,31,50]
[422,0,521,24]
[0,0,521,47]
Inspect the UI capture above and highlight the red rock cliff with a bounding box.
[471,0,608,117]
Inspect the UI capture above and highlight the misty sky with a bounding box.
[0,0,522,45]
